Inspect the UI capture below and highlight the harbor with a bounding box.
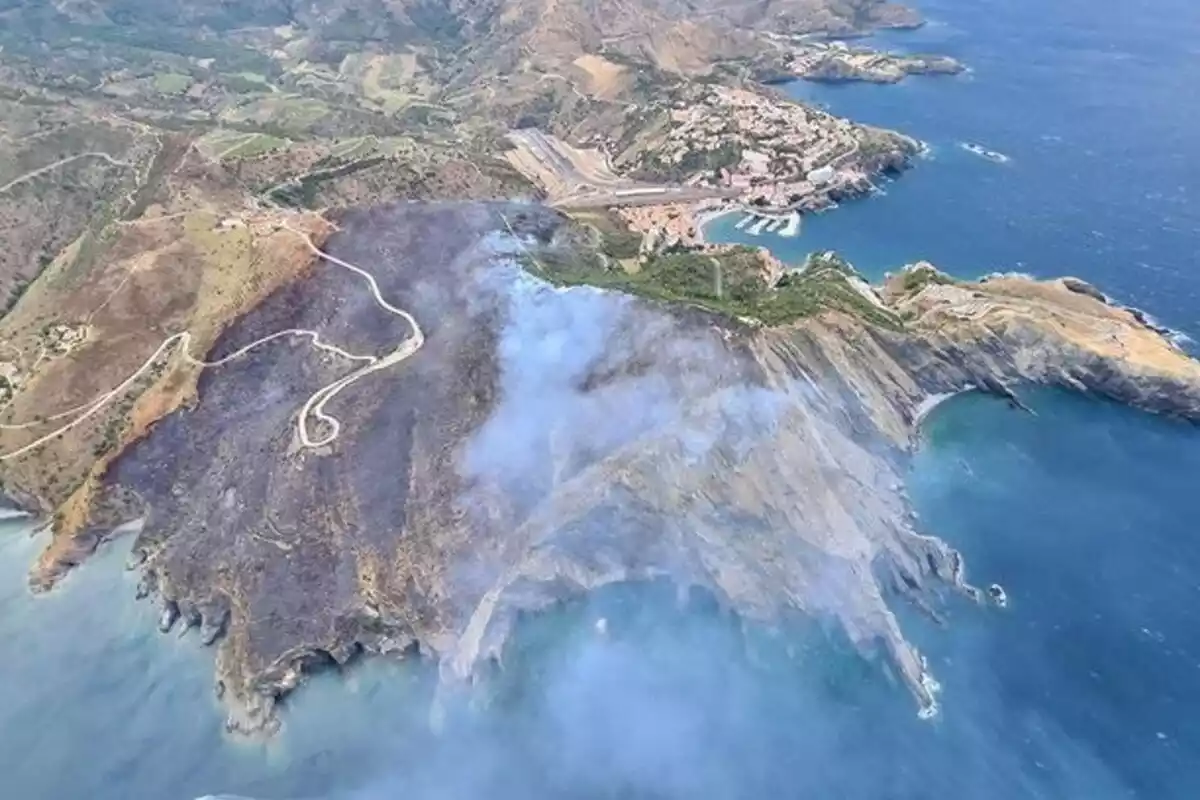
[734,209,802,238]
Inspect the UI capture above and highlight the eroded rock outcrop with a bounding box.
[56,204,1200,734]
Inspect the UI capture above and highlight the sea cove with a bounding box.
[707,0,1200,325]
[7,384,1200,798]
[2,0,1200,798]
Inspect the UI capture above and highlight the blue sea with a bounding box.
[4,0,1200,797]
[709,0,1200,329]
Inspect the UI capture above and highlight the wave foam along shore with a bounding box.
[957,141,1010,164]
[914,388,975,427]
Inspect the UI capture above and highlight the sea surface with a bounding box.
[5,0,1200,797]
[708,0,1200,328]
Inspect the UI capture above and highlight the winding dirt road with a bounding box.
[0,152,131,196]
[0,224,425,461]
[285,223,425,448]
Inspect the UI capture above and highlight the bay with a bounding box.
[707,0,1200,343]
[4,0,1200,797]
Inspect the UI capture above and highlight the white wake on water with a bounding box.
[957,141,1010,164]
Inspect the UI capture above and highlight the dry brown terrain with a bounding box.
[571,55,631,99]
[0,143,331,583]
[10,0,1162,745]
[0,101,160,311]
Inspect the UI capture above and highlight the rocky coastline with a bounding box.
[2,206,1188,736]
[0,0,1195,754]
[794,47,964,84]
[753,32,965,86]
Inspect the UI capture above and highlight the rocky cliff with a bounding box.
[22,202,1185,735]
[0,0,1183,745]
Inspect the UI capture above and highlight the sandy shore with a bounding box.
[617,201,804,249]
[692,205,740,243]
[914,388,973,427]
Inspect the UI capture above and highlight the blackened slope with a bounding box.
[110,208,1200,738]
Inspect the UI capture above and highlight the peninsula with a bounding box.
[2,0,1197,738]
[782,40,965,84]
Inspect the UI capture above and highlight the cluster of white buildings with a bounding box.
[648,86,868,208]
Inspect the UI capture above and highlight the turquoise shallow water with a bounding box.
[0,523,440,799]
[5,0,1200,797]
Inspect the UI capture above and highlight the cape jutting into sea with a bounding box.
[3,0,1200,797]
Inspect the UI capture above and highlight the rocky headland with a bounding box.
[4,202,1197,735]
[0,0,1196,744]
[618,83,921,213]
[785,41,965,84]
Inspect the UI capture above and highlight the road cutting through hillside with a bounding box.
[284,222,425,448]
[0,225,424,461]
[0,152,132,196]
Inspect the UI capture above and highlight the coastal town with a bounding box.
[610,83,920,250]
[633,84,917,208]
[486,25,967,260]
[503,76,923,253]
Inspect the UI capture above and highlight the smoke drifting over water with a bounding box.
[431,225,949,703]
[309,230,1166,800]
[293,396,1179,800]
[3,238,1190,799]
[322,229,954,800]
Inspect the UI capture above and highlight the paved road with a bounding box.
[509,128,739,209]
[554,186,740,209]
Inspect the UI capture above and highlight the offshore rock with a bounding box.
[157,600,180,634]
[199,608,229,647]
[1060,276,1109,304]
[95,203,1200,735]
[178,606,202,637]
